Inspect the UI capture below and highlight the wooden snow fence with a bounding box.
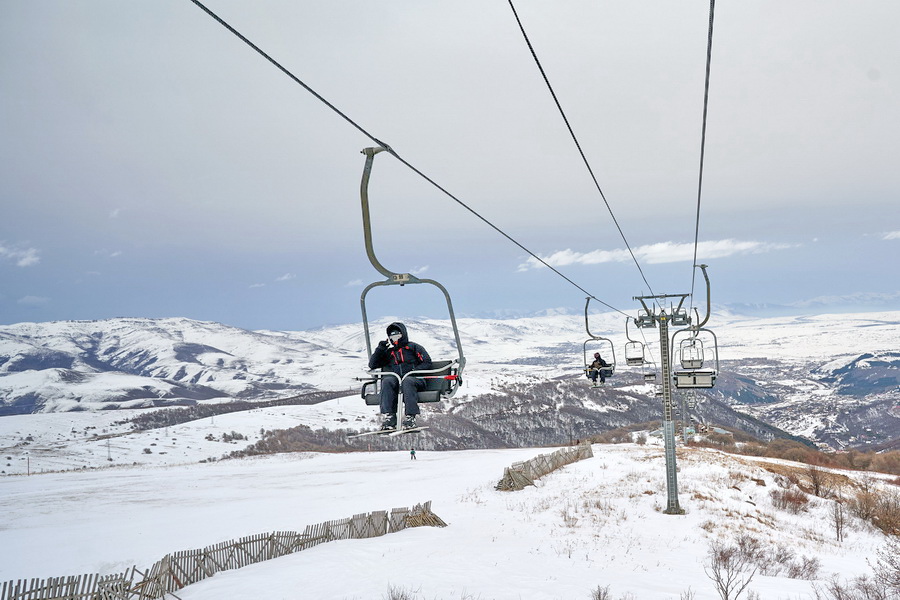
[1,501,445,600]
[495,442,594,491]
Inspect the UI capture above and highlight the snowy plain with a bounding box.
[1,438,895,600]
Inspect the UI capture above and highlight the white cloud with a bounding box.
[249,283,266,289]
[109,208,122,219]
[345,279,364,287]
[410,266,429,276]
[882,231,900,240]
[517,239,797,271]
[0,243,40,267]
[18,295,49,307]
[275,273,295,282]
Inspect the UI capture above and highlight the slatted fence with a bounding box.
[496,442,594,491]
[1,501,445,600]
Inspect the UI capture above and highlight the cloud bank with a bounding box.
[0,243,40,267]
[517,239,796,271]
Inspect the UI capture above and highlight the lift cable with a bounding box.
[689,0,716,315]
[187,0,630,317]
[507,0,657,300]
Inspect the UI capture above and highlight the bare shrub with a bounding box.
[704,540,757,600]
[869,451,900,477]
[807,463,834,498]
[850,485,900,535]
[680,588,696,600]
[813,574,892,600]
[786,555,821,580]
[849,488,880,522]
[770,488,810,514]
[384,584,419,600]
[590,585,612,600]
[728,534,819,580]
[871,488,900,535]
[873,537,900,594]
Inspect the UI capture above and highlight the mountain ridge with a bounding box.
[1,311,898,448]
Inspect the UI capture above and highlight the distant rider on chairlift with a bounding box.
[368,322,433,430]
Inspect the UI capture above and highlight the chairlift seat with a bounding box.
[585,366,614,377]
[362,360,456,405]
[643,372,657,382]
[673,370,716,389]
[626,357,645,367]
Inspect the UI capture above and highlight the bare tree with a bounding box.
[704,540,758,600]
[831,499,847,542]
[806,462,833,498]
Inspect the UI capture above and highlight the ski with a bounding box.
[388,426,428,437]
[347,428,397,439]
[348,426,429,439]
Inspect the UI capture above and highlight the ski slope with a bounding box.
[0,442,892,599]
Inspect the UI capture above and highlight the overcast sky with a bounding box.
[1,0,898,331]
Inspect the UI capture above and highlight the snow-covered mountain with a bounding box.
[1,311,898,448]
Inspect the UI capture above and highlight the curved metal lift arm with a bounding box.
[358,147,465,373]
[694,264,711,329]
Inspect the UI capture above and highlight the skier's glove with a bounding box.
[378,340,389,350]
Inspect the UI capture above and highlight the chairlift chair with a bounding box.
[635,309,657,329]
[583,338,616,381]
[670,327,719,390]
[624,342,646,366]
[623,316,646,366]
[583,297,616,384]
[671,308,690,327]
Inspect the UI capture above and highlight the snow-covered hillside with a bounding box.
[1,311,898,448]
[1,441,896,599]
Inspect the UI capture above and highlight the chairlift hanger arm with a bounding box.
[694,264,711,329]
[584,297,603,339]
[361,146,409,282]
[625,315,637,343]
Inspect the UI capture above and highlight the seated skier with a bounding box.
[587,352,611,385]
[368,322,433,430]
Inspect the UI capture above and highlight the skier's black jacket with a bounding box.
[368,322,433,377]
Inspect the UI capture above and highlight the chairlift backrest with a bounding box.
[680,339,705,370]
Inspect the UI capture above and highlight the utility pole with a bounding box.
[634,294,690,515]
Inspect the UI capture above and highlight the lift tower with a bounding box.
[633,293,691,515]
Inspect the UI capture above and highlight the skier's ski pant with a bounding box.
[380,376,425,416]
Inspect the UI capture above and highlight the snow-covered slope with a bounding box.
[0,442,895,599]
